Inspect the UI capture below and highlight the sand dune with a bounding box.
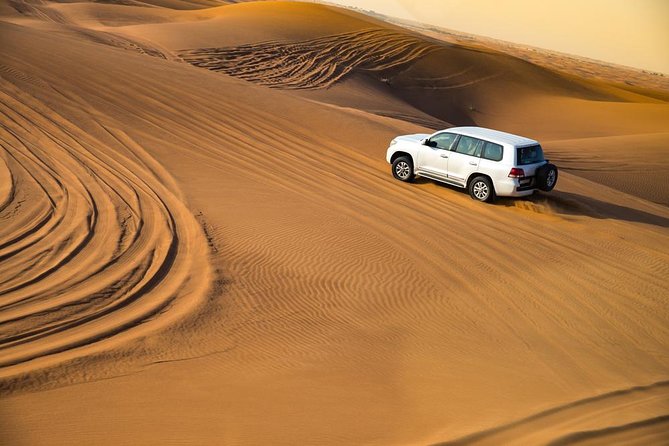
[113,1,394,49]
[1,1,668,445]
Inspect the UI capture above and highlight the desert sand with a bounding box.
[1,1,668,445]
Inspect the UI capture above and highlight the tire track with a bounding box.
[179,28,441,90]
[0,79,212,378]
[434,381,669,446]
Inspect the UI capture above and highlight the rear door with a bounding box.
[516,144,546,176]
[516,144,547,189]
[446,135,482,184]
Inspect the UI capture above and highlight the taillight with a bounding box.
[508,168,525,178]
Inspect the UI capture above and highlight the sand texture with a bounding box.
[1,1,668,445]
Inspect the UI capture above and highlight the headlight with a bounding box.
[389,139,398,146]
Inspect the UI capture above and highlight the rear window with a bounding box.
[482,142,503,161]
[517,144,544,165]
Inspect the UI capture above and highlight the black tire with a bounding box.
[536,163,558,192]
[392,156,414,182]
[469,176,495,203]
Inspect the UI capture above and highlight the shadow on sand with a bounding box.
[502,190,669,229]
[415,178,669,229]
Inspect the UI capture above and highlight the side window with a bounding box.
[454,136,482,156]
[482,142,503,161]
[429,133,457,150]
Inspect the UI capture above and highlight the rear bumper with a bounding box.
[495,177,537,197]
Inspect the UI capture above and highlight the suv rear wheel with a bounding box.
[469,176,495,202]
[392,156,414,182]
[537,163,558,191]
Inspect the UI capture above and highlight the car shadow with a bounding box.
[500,190,669,228]
[415,178,669,229]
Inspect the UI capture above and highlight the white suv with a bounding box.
[386,126,558,202]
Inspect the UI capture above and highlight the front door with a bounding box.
[417,132,458,178]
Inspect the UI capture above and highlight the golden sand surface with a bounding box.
[1,1,668,444]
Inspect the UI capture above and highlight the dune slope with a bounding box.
[140,1,669,204]
[1,2,668,446]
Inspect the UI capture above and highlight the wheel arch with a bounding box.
[390,151,414,165]
[467,172,494,191]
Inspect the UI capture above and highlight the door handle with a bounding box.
[469,161,477,165]
[440,154,449,158]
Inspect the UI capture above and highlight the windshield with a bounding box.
[517,144,545,165]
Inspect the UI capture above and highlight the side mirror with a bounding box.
[420,138,428,145]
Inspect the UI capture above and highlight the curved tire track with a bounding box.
[0,79,212,377]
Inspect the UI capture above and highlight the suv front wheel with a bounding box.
[392,156,414,182]
[469,176,495,202]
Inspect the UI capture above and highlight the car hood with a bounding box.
[396,133,430,143]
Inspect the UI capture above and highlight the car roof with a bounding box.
[443,126,538,147]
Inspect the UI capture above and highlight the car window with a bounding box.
[429,133,457,150]
[517,144,545,165]
[482,142,503,161]
[454,136,482,156]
